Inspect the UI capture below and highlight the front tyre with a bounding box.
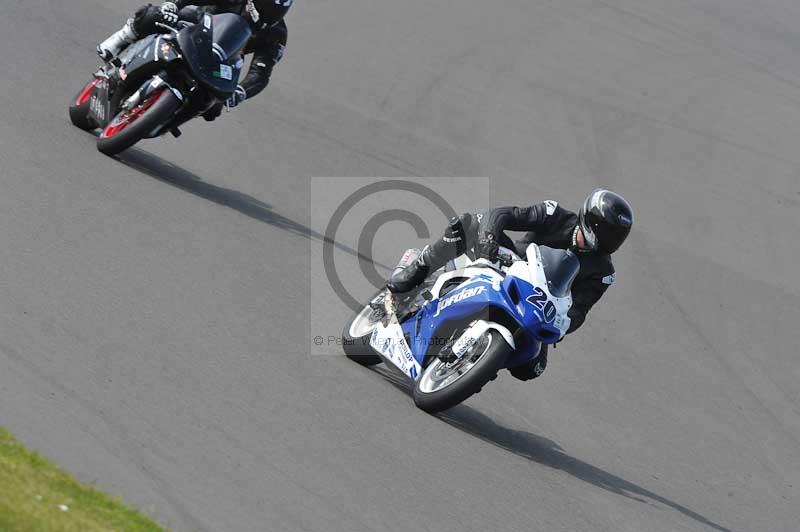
[97,88,180,156]
[413,330,510,413]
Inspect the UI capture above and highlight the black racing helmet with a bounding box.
[578,189,633,254]
[251,0,292,26]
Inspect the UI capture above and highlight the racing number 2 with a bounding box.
[526,287,557,323]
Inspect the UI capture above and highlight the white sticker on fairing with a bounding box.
[553,314,570,337]
[219,64,233,80]
[370,322,421,380]
[602,273,616,285]
[544,200,558,216]
[451,332,478,359]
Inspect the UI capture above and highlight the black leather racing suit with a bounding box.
[418,201,617,381]
[131,1,286,107]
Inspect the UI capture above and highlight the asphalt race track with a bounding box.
[2,1,799,531]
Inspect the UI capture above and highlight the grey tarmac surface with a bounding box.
[1,1,799,531]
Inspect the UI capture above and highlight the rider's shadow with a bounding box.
[372,365,733,532]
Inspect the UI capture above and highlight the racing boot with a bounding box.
[387,216,467,293]
[97,19,138,62]
[387,244,453,293]
[387,253,430,293]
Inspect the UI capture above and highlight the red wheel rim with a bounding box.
[101,89,166,139]
[76,78,101,106]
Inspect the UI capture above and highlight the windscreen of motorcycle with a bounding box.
[538,246,580,297]
[177,17,216,80]
[212,13,252,61]
[177,14,250,94]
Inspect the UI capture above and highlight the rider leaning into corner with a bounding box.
[387,189,634,382]
[97,0,290,120]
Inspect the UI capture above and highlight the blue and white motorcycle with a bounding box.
[342,243,579,413]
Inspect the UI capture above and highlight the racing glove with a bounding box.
[159,2,180,26]
[226,85,247,109]
[475,232,499,262]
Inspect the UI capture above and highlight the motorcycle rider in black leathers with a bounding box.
[387,189,634,382]
[97,0,289,118]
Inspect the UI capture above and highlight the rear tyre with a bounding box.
[97,88,181,156]
[413,330,510,413]
[69,78,100,131]
[341,295,385,367]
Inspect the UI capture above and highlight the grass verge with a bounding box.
[0,426,164,531]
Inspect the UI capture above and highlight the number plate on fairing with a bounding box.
[87,79,111,127]
[451,332,478,359]
[370,320,421,380]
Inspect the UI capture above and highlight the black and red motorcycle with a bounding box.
[69,13,250,155]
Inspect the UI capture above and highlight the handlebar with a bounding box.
[497,253,515,267]
[155,20,194,34]
[471,255,516,271]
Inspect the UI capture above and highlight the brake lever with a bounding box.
[155,22,179,34]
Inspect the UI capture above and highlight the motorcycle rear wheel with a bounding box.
[69,78,101,131]
[342,300,383,367]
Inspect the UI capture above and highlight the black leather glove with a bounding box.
[159,2,180,26]
[226,85,247,109]
[476,232,499,262]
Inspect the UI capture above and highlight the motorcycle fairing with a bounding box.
[398,244,574,372]
[361,244,576,381]
[177,13,250,95]
[524,245,574,335]
[369,316,422,380]
[406,270,541,370]
[117,35,181,87]
[85,77,112,128]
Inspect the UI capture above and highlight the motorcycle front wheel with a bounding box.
[413,330,509,413]
[97,88,180,156]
